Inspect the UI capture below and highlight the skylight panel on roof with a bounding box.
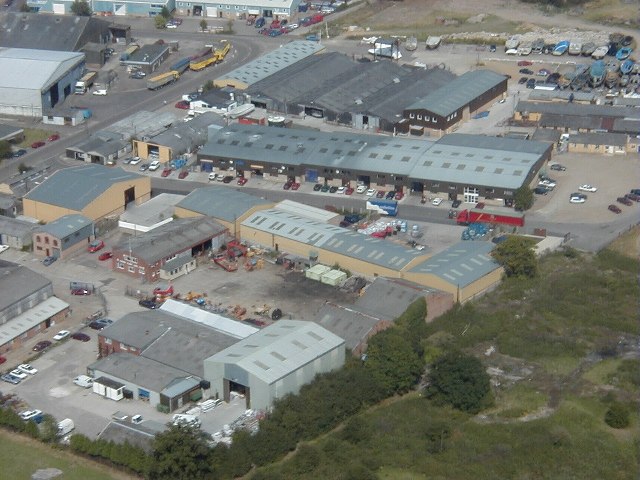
[271,351,286,361]
[383,154,392,160]
[423,160,433,167]
[292,340,307,349]
[265,144,273,150]
[456,164,466,170]
[244,142,252,147]
[484,155,493,159]
[307,331,323,341]
[254,360,270,370]
[230,140,239,145]
[450,152,460,156]
[217,139,225,144]
[503,157,512,161]
[475,166,484,172]
[513,170,523,176]
[494,168,504,174]
[432,150,442,154]
[411,146,420,150]
[333,149,343,155]
[369,153,378,159]
[319,147,328,153]
[465,153,474,157]
[348,151,356,156]
[442,162,451,169]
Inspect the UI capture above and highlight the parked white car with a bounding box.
[336,186,346,194]
[356,185,367,194]
[148,160,161,171]
[578,184,597,192]
[73,375,93,388]
[569,194,587,204]
[0,245,8,254]
[431,197,443,206]
[365,188,376,196]
[92,89,108,96]
[129,156,141,165]
[19,409,42,421]
[10,369,28,380]
[53,330,70,341]
[208,172,217,181]
[17,364,38,375]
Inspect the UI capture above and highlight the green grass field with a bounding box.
[0,430,136,480]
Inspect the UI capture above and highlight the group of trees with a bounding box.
[0,406,58,443]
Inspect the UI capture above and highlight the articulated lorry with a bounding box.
[74,71,97,94]
[146,71,180,90]
[456,208,525,227]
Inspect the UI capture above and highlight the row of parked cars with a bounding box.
[309,183,405,200]
[608,189,640,214]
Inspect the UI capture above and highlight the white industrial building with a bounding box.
[0,48,85,118]
[204,320,345,410]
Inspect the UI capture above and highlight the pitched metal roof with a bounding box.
[568,132,628,146]
[113,217,226,264]
[0,48,85,90]
[37,214,93,238]
[516,100,638,118]
[314,303,379,351]
[216,40,325,88]
[24,164,144,211]
[205,320,345,384]
[409,241,500,288]
[145,112,224,153]
[177,186,272,222]
[0,260,52,318]
[242,209,427,271]
[407,70,507,116]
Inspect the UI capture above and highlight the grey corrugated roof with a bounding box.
[101,111,177,140]
[568,132,628,146]
[0,296,68,347]
[24,164,144,211]
[90,352,200,394]
[410,241,500,287]
[100,309,239,378]
[146,112,223,153]
[126,44,169,63]
[539,113,602,130]
[177,186,272,222]
[0,124,24,141]
[205,320,345,384]
[0,48,85,90]
[114,217,226,264]
[0,260,52,317]
[37,214,93,238]
[407,70,506,116]
[242,209,427,271]
[531,128,562,143]
[200,124,432,176]
[527,90,596,103]
[0,216,38,238]
[409,133,549,190]
[353,277,437,321]
[314,303,379,351]
[216,40,325,88]
[611,118,640,135]
[0,13,109,52]
[516,100,638,118]
[119,193,184,228]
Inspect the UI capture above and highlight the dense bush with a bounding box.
[604,403,630,429]
[70,434,149,474]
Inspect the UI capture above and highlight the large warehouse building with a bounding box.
[198,124,552,204]
[23,164,151,223]
[204,320,345,410]
[0,48,85,118]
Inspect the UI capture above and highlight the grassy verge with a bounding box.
[0,429,137,480]
[17,128,55,148]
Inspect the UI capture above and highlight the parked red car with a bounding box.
[31,141,45,149]
[98,251,113,261]
[345,187,354,195]
[161,167,172,177]
[175,101,190,110]
[376,190,385,198]
[88,240,104,253]
[0,356,6,365]
[517,60,533,66]
[178,170,189,179]
[395,191,404,201]
[290,182,301,190]
[71,288,91,296]
[47,134,60,142]
[237,177,248,186]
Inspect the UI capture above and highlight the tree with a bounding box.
[18,162,33,174]
[225,19,235,33]
[491,235,538,278]
[604,402,630,429]
[202,80,215,92]
[365,329,424,395]
[160,6,171,19]
[200,19,208,32]
[39,414,59,443]
[514,185,534,211]
[0,140,11,159]
[425,351,492,413]
[70,0,92,16]
[147,425,212,480]
[155,15,168,29]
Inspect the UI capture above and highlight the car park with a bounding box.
[148,160,161,171]
[139,163,149,171]
[42,256,56,266]
[207,172,218,181]
[1,373,20,385]
[537,68,551,76]
[538,179,556,189]
[53,330,70,341]
[569,193,587,203]
[88,240,104,252]
[237,177,248,186]
[161,167,172,177]
[313,183,322,191]
[31,141,45,149]
[71,332,91,342]
[617,196,633,206]
[432,197,443,206]
[578,184,597,192]
[12,149,27,157]
[17,364,38,375]
[47,133,60,142]
[32,340,52,352]
[550,163,566,171]
[98,251,113,261]
[71,288,91,296]
[526,78,536,89]
[375,190,385,198]
[10,369,28,380]
[608,204,622,214]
